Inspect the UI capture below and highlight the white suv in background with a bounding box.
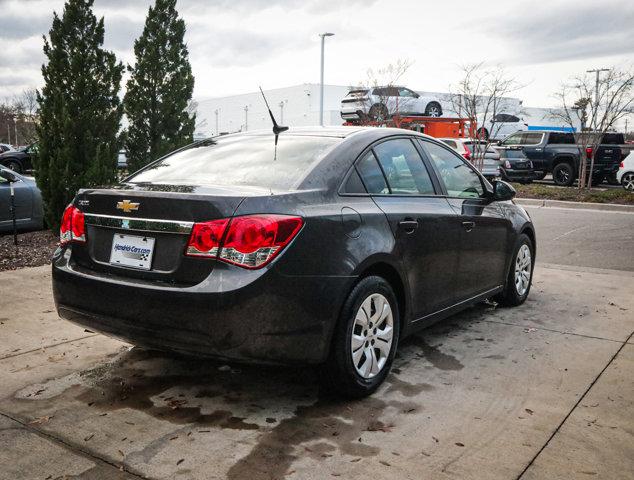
[341,86,443,122]
[476,113,528,141]
[617,151,634,191]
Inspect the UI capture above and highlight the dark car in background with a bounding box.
[0,143,37,174]
[500,131,622,186]
[498,147,535,184]
[52,127,535,397]
[0,166,44,233]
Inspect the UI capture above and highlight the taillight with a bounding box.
[60,205,86,245]
[620,161,624,168]
[186,214,303,269]
[463,144,471,161]
[586,147,593,159]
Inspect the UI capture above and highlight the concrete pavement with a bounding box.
[0,261,632,479]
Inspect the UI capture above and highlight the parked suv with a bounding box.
[476,113,527,141]
[499,131,622,186]
[341,86,443,122]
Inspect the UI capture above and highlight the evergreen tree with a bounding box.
[124,0,195,172]
[36,0,123,230]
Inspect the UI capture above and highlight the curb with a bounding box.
[516,197,634,213]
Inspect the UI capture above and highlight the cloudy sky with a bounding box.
[0,0,633,108]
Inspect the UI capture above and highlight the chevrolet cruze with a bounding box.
[52,127,536,397]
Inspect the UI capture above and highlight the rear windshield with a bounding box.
[547,132,575,144]
[127,135,340,190]
[345,90,368,98]
[601,133,624,144]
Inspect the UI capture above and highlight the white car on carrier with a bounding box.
[341,86,443,122]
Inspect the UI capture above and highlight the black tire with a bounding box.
[606,172,619,185]
[5,160,22,174]
[424,102,442,117]
[552,162,575,187]
[590,174,605,187]
[368,103,388,122]
[494,233,534,307]
[533,171,547,181]
[321,276,400,399]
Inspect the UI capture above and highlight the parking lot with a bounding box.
[1,205,633,480]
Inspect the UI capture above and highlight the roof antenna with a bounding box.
[259,86,288,136]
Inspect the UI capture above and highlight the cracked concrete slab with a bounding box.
[0,415,138,480]
[520,343,634,480]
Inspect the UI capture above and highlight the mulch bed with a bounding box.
[0,230,59,272]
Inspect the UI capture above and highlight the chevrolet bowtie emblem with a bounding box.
[116,199,140,213]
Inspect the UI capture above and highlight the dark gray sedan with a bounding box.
[0,167,44,233]
[52,127,536,398]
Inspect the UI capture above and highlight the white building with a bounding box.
[196,84,351,136]
[194,83,576,138]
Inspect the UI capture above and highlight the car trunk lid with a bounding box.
[70,183,254,286]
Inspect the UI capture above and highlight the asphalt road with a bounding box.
[526,205,634,271]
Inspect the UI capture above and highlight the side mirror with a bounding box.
[491,179,516,201]
[0,170,17,183]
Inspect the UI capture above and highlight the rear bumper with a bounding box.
[501,168,535,181]
[52,248,353,364]
[340,106,366,120]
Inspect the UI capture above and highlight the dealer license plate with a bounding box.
[109,233,155,270]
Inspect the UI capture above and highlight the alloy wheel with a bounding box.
[555,169,570,185]
[623,173,634,191]
[351,293,394,379]
[427,105,441,117]
[514,244,532,296]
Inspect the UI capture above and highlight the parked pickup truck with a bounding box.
[499,131,622,186]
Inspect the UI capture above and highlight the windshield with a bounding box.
[127,134,341,190]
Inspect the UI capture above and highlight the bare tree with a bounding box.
[448,63,523,171]
[1,89,40,146]
[551,67,634,189]
[360,58,414,122]
[187,99,208,134]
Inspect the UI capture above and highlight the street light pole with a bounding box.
[214,109,219,135]
[319,32,334,127]
[244,105,249,131]
[586,68,609,131]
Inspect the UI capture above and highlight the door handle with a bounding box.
[398,219,419,233]
[462,221,475,232]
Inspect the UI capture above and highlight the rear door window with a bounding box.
[356,151,389,194]
[547,133,575,144]
[373,139,435,195]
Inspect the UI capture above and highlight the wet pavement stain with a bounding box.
[385,376,434,397]
[226,396,388,480]
[407,336,464,371]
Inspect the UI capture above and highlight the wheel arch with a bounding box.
[552,155,576,170]
[520,225,537,257]
[323,259,410,360]
[357,262,408,331]
[2,156,23,170]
